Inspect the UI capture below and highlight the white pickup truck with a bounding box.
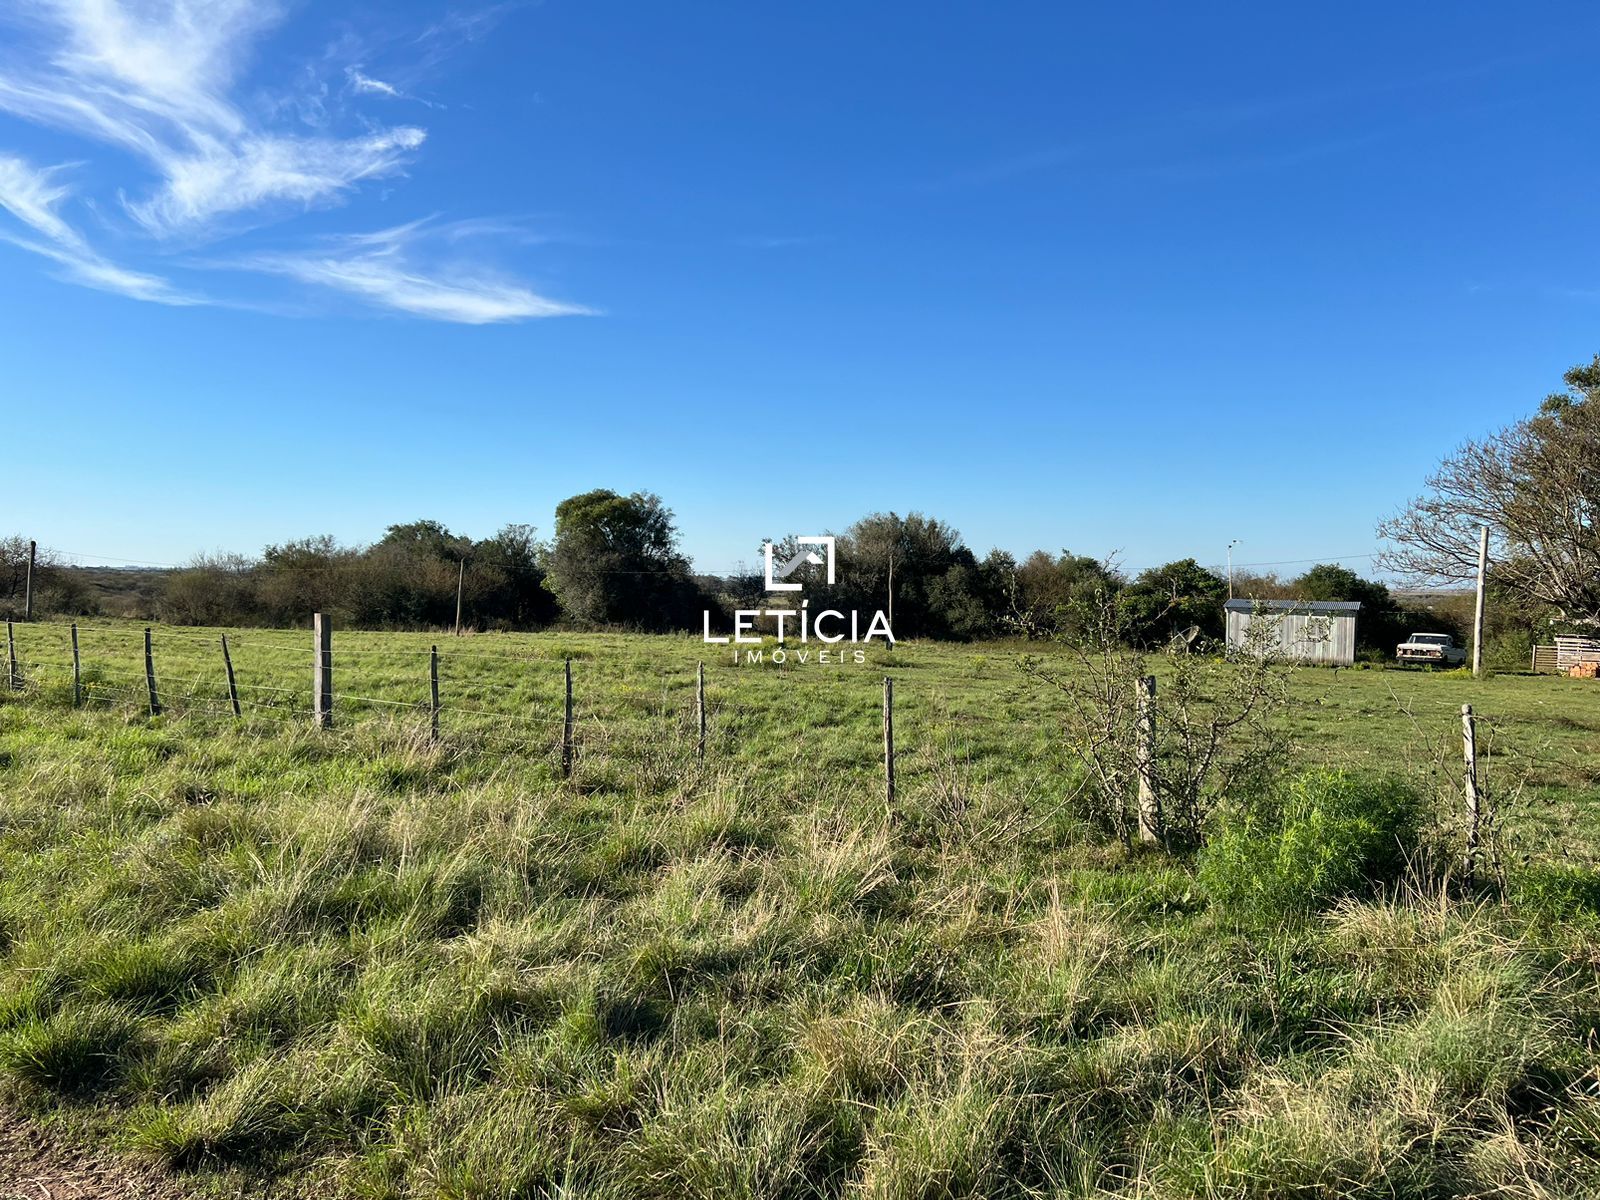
[1396,632,1467,667]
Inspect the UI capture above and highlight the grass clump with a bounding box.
[1198,770,1422,917]
[0,999,143,1094]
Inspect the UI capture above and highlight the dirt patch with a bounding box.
[0,1110,190,1200]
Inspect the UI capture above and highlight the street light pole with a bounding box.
[1226,540,1239,601]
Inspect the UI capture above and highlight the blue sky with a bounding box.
[2,2,1597,578]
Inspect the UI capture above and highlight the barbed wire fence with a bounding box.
[3,613,1587,890]
[1,614,1075,800]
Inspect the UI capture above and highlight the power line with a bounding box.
[1229,552,1381,570]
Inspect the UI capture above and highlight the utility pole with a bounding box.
[886,551,895,643]
[454,557,465,637]
[23,540,35,622]
[1226,539,1239,602]
[1471,524,1489,678]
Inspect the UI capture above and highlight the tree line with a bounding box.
[3,490,1444,654]
[14,354,1597,658]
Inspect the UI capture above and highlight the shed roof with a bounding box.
[1225,599,1362,614]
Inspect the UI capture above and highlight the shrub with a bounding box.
[1198,771,1421,916]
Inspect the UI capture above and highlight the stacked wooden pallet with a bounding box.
[1557,636,1600,678]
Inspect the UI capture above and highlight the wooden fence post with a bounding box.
[696,660,706,763]
[430,645,440,742]
[5,620,16,691]
[1136,676,1161,844]
[70,623,81,708]
[312,613,332,730]
[144,627,161,716]
[883,676,895,808]
[1462,703,1480,888]
[561,657,574,778]
[23,540,34,622]
[221,634,241,718]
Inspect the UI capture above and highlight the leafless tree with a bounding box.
[1024,585,1294,850]
[1377,356,1600,623]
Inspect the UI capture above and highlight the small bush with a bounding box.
[1198,771,1421,917]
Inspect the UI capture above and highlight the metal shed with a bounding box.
[1224,599,1361,666]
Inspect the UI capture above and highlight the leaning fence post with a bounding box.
[1136,676,1160,844]
[5,620,17,691]
[70,623,81,707]
[1462,703,1480,888]
[430,645,440,742]
[221,634,241,718]
[561,657,574,777]
[312,613,332,729]
[144,627,161,716]
[696,660,706,763]
[883,676,895,808]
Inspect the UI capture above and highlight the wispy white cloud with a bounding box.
[128,125,426,234]
[238,220,593,324]
[406,3,522,82]
[0,153,84,248]
[341,65,442,111]
[346,67,401,99]
[0,2,584,322]
[0,150,194,303]
[0,1,426,236]
[3,230,197,304]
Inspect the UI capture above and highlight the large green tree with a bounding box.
[471,524,559,629]
[838,511,974,639]
[1118,558,1227,645]
[257,535,351,624]
[348,520,470,627]
[547,490,700,629]
[1003,550,1124,639]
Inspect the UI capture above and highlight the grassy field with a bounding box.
[1,619,1599,1197]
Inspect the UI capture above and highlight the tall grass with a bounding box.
[0,626,1597,1197]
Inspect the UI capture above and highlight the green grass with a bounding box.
[0,619,1598,1197]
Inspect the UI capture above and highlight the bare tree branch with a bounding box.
[1376,359,1600,622]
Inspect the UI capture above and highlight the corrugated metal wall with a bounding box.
[1555,637,1600,671]
[1226,609,1357,666]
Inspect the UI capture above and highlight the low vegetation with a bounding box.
[4,504,1456,654]
[0,624,1597,1197]
[1197,770,1425,915]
